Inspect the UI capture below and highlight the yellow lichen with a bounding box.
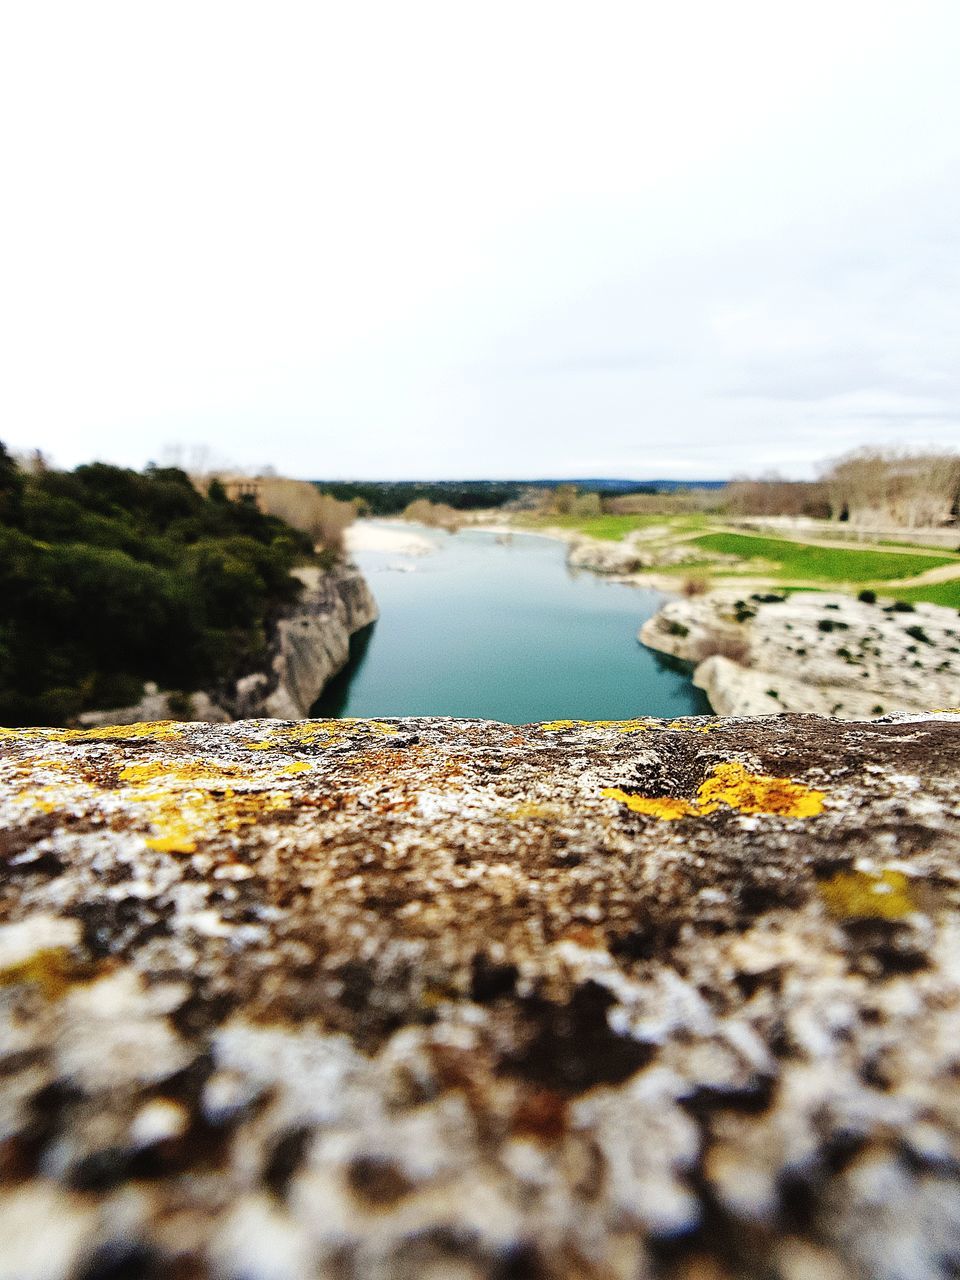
[818,868,917,920]
[119,760,247,784]
[130,780,294,854]
[541,717,718,735]
[244,719,397,750]
[5,739,320,855]
[695,762,825,817]
[0,721,182,743]
[599,788,697,820]
[602,761,826,822]
[664,719,716,734]
[0,948,79,999]
[505,801,561,821]
[540,719,652,735]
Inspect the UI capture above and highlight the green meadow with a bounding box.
[510,513,960,609]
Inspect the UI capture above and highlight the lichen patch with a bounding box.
[243,719,397,751]
[818,868,918,920]
[602,760,826,821]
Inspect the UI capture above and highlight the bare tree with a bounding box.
[820,447,960,527]
[259,478,355,553]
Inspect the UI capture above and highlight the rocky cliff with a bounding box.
[641,590,960,719]
[230,564,379,720]
[2,711,960,1278]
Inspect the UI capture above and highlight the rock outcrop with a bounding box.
[2,711,960,1278]
[567,533,737,576]
[641,590,960,719]
[231,564,379,720]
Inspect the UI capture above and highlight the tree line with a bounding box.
[0,446,318,726]
[727,448,960,527]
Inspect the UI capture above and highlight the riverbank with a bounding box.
[344,520,436,557]
[639,589,960,719]
[478,513,960,718]
[79,561,378,726]
[497,512,960,607]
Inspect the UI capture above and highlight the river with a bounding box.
[313,523,709,723]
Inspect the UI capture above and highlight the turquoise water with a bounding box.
[314,524,709,723]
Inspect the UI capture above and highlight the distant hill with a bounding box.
[529,479,729,493]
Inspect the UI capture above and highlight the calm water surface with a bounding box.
[314,524,709,723]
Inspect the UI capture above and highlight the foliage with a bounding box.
[258,477,355,553]
[690,629,751,665]
[0,448,314,726]
[401,499,464,531]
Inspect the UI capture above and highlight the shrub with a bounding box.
[402,499,464,531]
[858,589,877,604]
[885,601,915,613]
[664,620,690,638]
[681,576,710,597]
[905,625,934,646]
[691,629,751,665]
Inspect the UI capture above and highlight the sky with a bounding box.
[2,1,958,481]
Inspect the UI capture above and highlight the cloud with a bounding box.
[2,1,959,478]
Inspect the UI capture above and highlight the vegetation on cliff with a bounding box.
[0,444,317,726]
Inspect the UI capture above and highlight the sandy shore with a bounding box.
[344,520,436,556]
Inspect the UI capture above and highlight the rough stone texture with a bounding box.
[640,591,960,719]
[2,711,960,1279]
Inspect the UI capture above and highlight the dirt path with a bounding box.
[885,561,960,587]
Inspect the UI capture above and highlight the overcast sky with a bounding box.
[2,1,958,480]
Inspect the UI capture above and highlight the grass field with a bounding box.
[514,513,707,540]
[687,532,959,583]
[888,580,960,610]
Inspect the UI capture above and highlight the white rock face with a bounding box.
[567,534,738,576]
[257,563,379,719]
[640,591,960,718]
[79,685,231,727]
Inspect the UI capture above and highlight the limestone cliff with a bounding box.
[2,711,960,1278]
[641,590,960,719]
[230,563,378,720]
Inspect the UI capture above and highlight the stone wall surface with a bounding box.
[1,711,960,1279]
